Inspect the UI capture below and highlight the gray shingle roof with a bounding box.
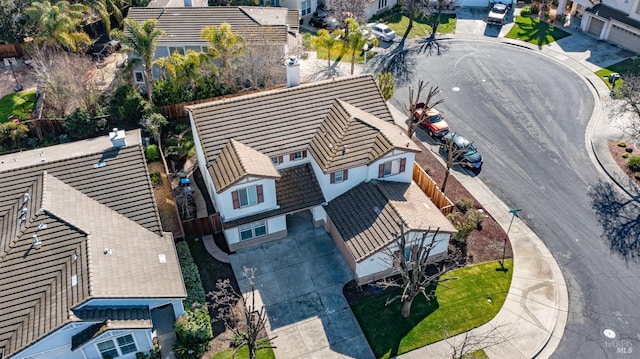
[188,75,394,168]
[126,6,295,46]
[325,180,457,262]
[309,99,420,173]
[210,139,281,193]
[223,164,324,228]
[0,131,186,358]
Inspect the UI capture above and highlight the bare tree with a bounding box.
[238,29,287,89]
[324,0,367,23]
[378,223,460,319]
[443,323,514,359]
[589,180,640,261]
[418,0,455,55]
[440,132,477,193]
[210,267,276,359]
[406,80,444,138]
[399,0,430,40]
[619,72,640,140]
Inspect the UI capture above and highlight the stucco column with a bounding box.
[556,0,567,15]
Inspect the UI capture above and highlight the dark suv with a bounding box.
[441,133,483,169]
[310,15,340,30]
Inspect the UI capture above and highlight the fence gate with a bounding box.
[182,214,222,238]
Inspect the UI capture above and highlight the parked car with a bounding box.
[310,15,340,30]
[440,133,484,169]
[487,2,510,25]
[370,23,396,42]
[412,102,449,138]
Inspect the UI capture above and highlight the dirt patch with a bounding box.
[608,140,640,184]
[148,161,183,236]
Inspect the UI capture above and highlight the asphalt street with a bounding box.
[391,41,639,358]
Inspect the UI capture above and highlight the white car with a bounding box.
[370,23,396,42]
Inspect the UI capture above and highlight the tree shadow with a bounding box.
[511,17,565,48]
[588,180,640,261]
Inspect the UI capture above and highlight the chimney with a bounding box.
[109,128,126,148]
[286,56,300,87]
[184,0,192,6]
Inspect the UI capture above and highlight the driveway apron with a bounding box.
[229,211,374,359]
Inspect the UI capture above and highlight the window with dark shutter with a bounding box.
[303,150,307,158]
[256,185,264,203]
[289,153,294,161]
[344,169,349,180]
[411,245,418,262]
[330,172,335,184]
[378,164,385,178]
[400,158,407,173]
[232,190,240,209]
[278,155,283,163]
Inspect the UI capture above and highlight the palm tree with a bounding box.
[111,18,166,102]
[343,18,378,75]
[25,0,90,52]
[201,23,245,89]
[311,28,345,69]
[81,0,124,32]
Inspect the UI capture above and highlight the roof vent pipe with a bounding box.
[285,56,300,87]
[109,128,127,148]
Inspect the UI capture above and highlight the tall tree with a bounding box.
[155,49,212,88]
[619,72,640,140]
[0,122,29,149]
[111,18,166,102]
[324,0,367,23]
[25,0,91,52]
[311,28,345,70]
[378,223,459,319]
[399,0,428,41]
[343,18,378,75]
[406,80,444,138]
[81,0,124,32]
[139,112,167,147]
[201,23,245,90]
[0,0,23,43]
[377,72,395,101]
[210,267,276,359]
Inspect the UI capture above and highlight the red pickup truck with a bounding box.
[412,102,450,138]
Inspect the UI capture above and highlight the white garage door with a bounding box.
[587,17,605,37]
[609,25,640,53]
[460,0,489,7]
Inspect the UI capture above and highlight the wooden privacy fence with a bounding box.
[0,44,22,59]
[159,98,211,120]
[182,214,223,239]
[412,163,455,215]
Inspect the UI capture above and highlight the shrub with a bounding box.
[447,209,485,242]
[622,152,630,158]
[145,144,161,162]
[531,2,540,14]
[376,72,395,101]
[455,196,474,213]
[628,156,640,172]
[175,242,206,308]
[149,171,161,184]
[520,5,532,16]
[110,84,153,125]
[636,172,640,180]
[174,305,213,359]
[303,32,312,50]
[626,147,633,153]
[65,107,107,140]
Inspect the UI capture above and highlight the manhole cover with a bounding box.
[452,87,460,92]
[604,329,616,339]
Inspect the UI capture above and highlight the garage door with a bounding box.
[460,0,489,7]
[587,17,605,37]
[609,25,640,53]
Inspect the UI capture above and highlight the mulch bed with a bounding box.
[148,161,183,236]
[607,140,640,184]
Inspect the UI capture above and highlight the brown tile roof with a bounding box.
[0,132,186,358]
[309,99,420,173]
[126,7,293,46]
[324,180,457,262]
[223,164,324,228]
[210,139,280,193]
[188,75,394,167]
[71,307,152,350]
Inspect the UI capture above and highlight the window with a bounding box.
[330,169,348,184]
[232,185,264,209]
[271,156,283,165]
[289,150,307,161]
[168,46,185,55]
[240,221,267,240]
[134,71,144,83]
[378,158,407,178]
[301,0,311,16]
[97,334,137,358]
[378,0,387,9]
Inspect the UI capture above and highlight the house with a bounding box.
[569,0,640,53]
[364,0,399,20]
[147,0,208,7]
[272,0,398,21]
[187,73,457,283]
[0,130,186,359]
[126,6,300,87]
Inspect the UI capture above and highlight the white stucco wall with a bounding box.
[601,0,633,13]
[80,330,152,359]
[355,231,450,280]
[272,151,311,170]
[189,113,218,212]
[367,151,415,183]
[309,160,367,202]
[224,215,286,245]
[217,178,278,221]
[364,0,399,20]
[311,205,326,223]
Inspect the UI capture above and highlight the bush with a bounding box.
[622,152,630,158]
[626,147,633,153]
[174,305,213,359]
[145,144,161,162]
[376,72,395,101]
[520,5,532,16]
[110,84,153,125]
[447,209,485,242]
[303,32,312,51]
[149,171,161,184]
[65,107,107,140]
[628,156,640,172]
[455,196,474,213]
[530,2,540,14]
[175,242,206,308]
[636,172,640,180]
[617,141,628,148]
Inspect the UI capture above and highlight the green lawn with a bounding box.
[0,89,37,123]
[383,13,456,39]
[313,46,375,65]
[212,339,275,359]
[595,58,640,91]
[351,260,513,359]
[505,16,571,46]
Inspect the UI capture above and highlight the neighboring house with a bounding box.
[126,6,300,87]
[275,0,398,21]
[147,0,208,7]
[0,130,186,359]
[571,0,640,53]
[187,74,457,283]
[364,0,399,20]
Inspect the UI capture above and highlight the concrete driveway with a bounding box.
[229,211,374,359]
[455,7,516,38]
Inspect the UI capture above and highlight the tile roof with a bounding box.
[71,307,152,350]
[309,99,420,173]
[188,75,394,167]
[223,164,324,228]
[0,132,186,358]
[147,0,208,7]
[126,6,295,46]
[210,139,281,193]
[324,180,457,262]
